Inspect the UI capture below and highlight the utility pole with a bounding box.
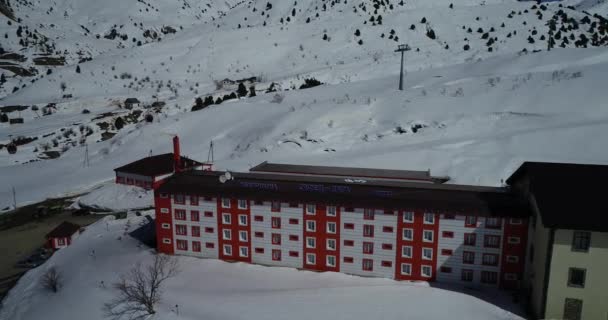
[395,44,411,91]
[12,186,17,210]
[207,140,214,163]
[83,143,90,167]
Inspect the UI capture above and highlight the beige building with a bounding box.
[507,162,608,320]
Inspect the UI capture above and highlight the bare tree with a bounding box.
[41,267,62,293]
[103,255,178,320]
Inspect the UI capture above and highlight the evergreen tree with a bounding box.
[115,117,125,130]
[249,86,256,97]
[76,65,81,73]
[237,83,248,97]
[355,29,361,36]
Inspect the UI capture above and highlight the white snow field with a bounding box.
[71,182,153,212]
[0,214,524,320]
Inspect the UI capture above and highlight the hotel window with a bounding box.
[326,255,336,267]
[443,214,455,219]
[254,215,264,222]
[461,269,474,282]
[440,267,452,273]
[174,194,185,204]
[344,207,354,212]
[344,257,354,263]
[362,259,373,271]
[272,233,281,245]
[381,261,392,268]
[485,217,502,229]
[327,206,337,217]
[384,209,394,215]
[484,235,501,248]
[402,246,412,258]
[238,199,247,209]
[481,271,498,284]
[271,217,281,229]
[306,204,316,215]
[441,249,453,256]
[442,231,454,238]
[223,245,232,256]
[568,268,586,288]
[192,241,201,252]
[401,263,412,275]
[162,238,171,244]
[191,226,200,237]
[572,231,591,252]
[510,218,522,225]
[421,265,432,278]
[255,248,264,254]
[205,242,214,249]
[306,220,316,232]
[190,195,199,206]
[239,231,248,242]
[160,208,169,214]
[204,211,213,217]
[382,243,393,250]
[327,239,337,251]
[289,251,299,257]
[423,213,435,224]
[271,201,281,212]
[289,203,299,208]
[176,225,187,236]
[306,253,316,265]
[506,255,519,263]
[344,223,355,230]
[222,213,231,225]
[203,197,213,202]
[383,226,394,233]
[422,248,433,260]
[254,231,264,238]
[289,218,299,225]
[306,237,316,249]
[254,200,263,206]
[363,225,374,237]
[482,254,499,266]
[465,216,477,227]
[191,211,200,222]
[161,223,170,229]
[205,227,214,233]
[403,211,414,223]
[423,230,434,242]
[239,247,249,257]
[222,229,232,240]
[176,240,188,251]
[272,249,281,261]
[327,222,337,234]
[507,236,520,244]
[289,234,299,241]
[464,233,476,246]
[175,209,186,220]
[343,240,354,246]
[221,198,230,208]
[363,242,374,254]
[402,229,413,241]
[238,214,248,226]
[363,209,375,220]
[463,251,475,264]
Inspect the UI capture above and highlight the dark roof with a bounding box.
[250,162,448,183]
[46,221,80,238]
[157,170,528,217]
[125,98,140,103]
[114,153,203,177]
[506,161,608,232]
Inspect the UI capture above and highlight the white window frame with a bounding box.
[363,224,374,237]
[326,239,336,251]
[422,248,433,260]
[223,245,232,256]
[306,237,316,249]
[402,246,412,258]
[423,213,435,224]
[423,230,434,242]
[223,229,232,240]
[403,228,413,241]
[465,216,477,226]
[363,208,375,220]
[306,253,316,265]
[239,231,248,242]
[160,208,169,213]
[238,214,248,226]
[238,199,247,209]
[326,255,336,267]
[306,204,316,215]
[306,220,316,232]
[327,222,337,234]
[362,259,373,271]
[421,265,432,278]
[327,206,336,217]
[239,246,249,257]
[401,263,412,275]
[508,236,521,244]
[482,254,498,266]
[403,211,414,223]
[161,223,170,229]
[162,238,171,244]
[222,198,231,208]
[506,255,519,263]
[222,213,231,224]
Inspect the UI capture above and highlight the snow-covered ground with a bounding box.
[71,182,153,212]
[0,214,524,320]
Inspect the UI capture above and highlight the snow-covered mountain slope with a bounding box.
[0,214,525,320]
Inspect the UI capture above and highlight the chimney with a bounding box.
[173,136,181,172]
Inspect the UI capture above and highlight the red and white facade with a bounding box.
[155,188,528,289]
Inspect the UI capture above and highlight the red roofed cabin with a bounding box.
[45,221,81,250]
[114,136,207,190]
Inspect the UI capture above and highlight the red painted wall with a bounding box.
[394,210,439,281]
[217,198,252,263]
[500,218,528,289]
[302,204,340,272]
[155,191,174,254]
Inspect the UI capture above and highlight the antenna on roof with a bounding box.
[149,149,152,157]
[207,140,214,163]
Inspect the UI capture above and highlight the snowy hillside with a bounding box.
[0,214,525,320]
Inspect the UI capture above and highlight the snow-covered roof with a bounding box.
[45,221,80,238]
